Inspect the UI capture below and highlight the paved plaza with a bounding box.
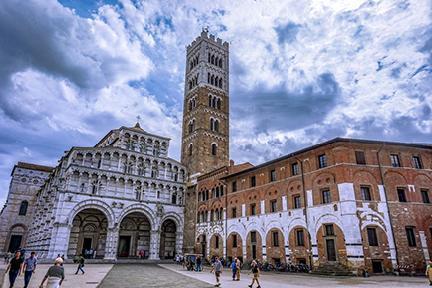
[1,262,431,287]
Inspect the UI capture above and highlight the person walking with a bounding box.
[5,250,24,288]
[196,256,202,272]
[23,251,38,288]
[210,256,223,287]
[426,260,432,285]
[75,254,85,274]
[39,257,65,288]
[231,258,237,280]
[248,260,261,288]
[235,257,241,281]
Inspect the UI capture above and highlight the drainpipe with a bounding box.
[295,156,314,268]
[377,144,400,270]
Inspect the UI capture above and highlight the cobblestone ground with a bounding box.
[98,264,213,288]
[160,264,430,288]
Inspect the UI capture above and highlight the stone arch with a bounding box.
[5,224,27,253]
[227,232,243,262]
[316,222,347,266]
[353,170,380,201]
[117,203,156,229]
[287,225,310,265]
[361,225,392,273]
[246,229,263,262]
[161,212,183,233]
[117,210,151,258]
[209,233,223,258]
[68,199,115,229]
[265,227,286,265]
[159,219,177,259]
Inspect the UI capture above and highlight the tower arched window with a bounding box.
[209,95,212,107]
[210,118,214,131]
[211,55,215,64]
[217,98,221,109]
[219,78,222,88]
[207,73,210,83]
[211,143,217,156]
[214,120,219,132]
[171,193,177,204]
[208,53,211,63]
[215,76,218,87]
[190,61,193,70]
[211,75,214,85]
[19,201,28,216]
[219,58,223,68]
[188,144,193,156]
[189,81,192,90]
[189,100,193,111]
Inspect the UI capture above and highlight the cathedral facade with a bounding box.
[1,124,186,260]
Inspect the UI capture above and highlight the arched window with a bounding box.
[189,81,192,90]
[171,193,177,204]
[211,75,214,85]
[219,58,223,68]
[207,73,210,83]
[211,143,217,155]
[157,191,160,198]
[215,57,219,66]
[18,201,28,216]
[217,98,221,109]
[208,53,211,63]
[189,100,193,111]
[215,76,218,87]
[211,55,215,64]
[188,144,193,156]
[210,118,214,131]
[214,120,219,132]
[190,61,193,70]
[212,97,216,108]
[219,78,222,88]
[208,95,212,107]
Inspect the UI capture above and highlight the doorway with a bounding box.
[8,235,22,253]
[118,236,131,257]
[326,239,336,261]
[372,260,383,273]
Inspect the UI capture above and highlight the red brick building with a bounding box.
[193,138,432,274]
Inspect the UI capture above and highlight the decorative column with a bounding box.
[242,238,247,260]
[149,229,160,260]
[105,227,119,260]
[175,231,183,255]
[48,223,71,259]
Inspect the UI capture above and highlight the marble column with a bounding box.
[105,227,119,260]
[149,229,160,260]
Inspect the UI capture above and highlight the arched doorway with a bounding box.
[246,230,263,262]
[265,228,286,265]
[159,219,176,259]
[7,224,26,253]
[227,232,243,263]
[210,233,223,258]
[118,212,151,258]
[316,223,347,266]
[68,209,108,259]
[196,234,207,258]
[288,226,311,265]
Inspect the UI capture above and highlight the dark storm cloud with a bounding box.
[232,72,340,133]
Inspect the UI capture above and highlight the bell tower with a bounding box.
[181,30,230,177]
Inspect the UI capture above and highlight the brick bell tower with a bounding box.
[181,29,230,177]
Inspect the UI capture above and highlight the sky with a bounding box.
[0,0,431,206]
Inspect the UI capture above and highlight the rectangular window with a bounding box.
[355,151,366,165]
[270,169,276,182]
[318,154,327,169]
[291,162,299,176]
[367,227,378,246]
[250,176,256,187]
[233,234,238,248]
[251,231,257,243]
[412,156,423,169]
[293,195,301,209]
[361,186,372,201]
[322,189,331,204]
[232,181,237,192]
[406,227,416,247]
[250,203,256,216]
[232,207,237,218]
[325,224,335,236]
[390,154,401,167]
[397,188,407,202]
[272,231,279,247]
[421,189,430,204]
[270,199,277,213]
[296,229,305,246]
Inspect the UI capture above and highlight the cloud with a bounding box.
[0,0,431,206]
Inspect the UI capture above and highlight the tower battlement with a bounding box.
[186,30,229,53]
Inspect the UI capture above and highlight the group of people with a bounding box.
[210,256,261,288]
[3,250,86,288]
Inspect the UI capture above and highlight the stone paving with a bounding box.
[160,264,430,288]
[98,264,213,288]
[0,263,113,288]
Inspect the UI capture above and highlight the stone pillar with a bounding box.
[206,234,211,258]
[242,238,247,259]
[262,245,267,261]
[420,231,430,262]
[149,230,160,260]
[47,223,71,259]
[105,227,119,260]
[176,231,183,256]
